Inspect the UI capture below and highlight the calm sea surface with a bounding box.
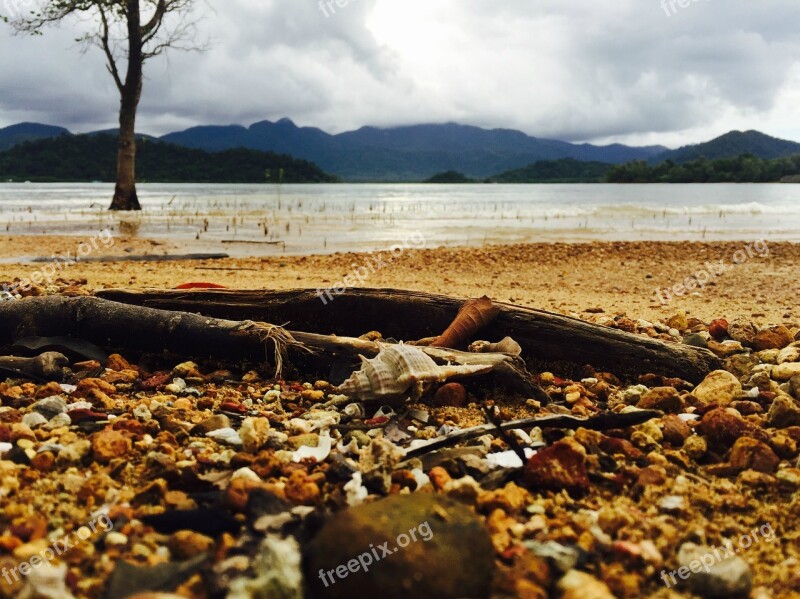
[0,182,798,256]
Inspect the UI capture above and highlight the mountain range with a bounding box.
[1,120,799,182]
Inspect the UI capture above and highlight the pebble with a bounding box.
[699,408,768,451]
[304,494,494,599]
[729,437,780,473]
[105,532,129,547]
[433,382,468,407]
[693,370,742,406]
[557,570,615,599]
[55,439,91,465]
[32,396,67,419]
[727,317,757,346]
[21,412,48,428]
[193,414,231,435]
[683,333,709,348]
[767,394,800,428]
[17,562,75,599]
[753,325,794,351]
[168,530,215,559]
[637,387,683,413]
[771,363,800,381]
[228,536,303,599]
[777,342,800,364]
[676,542,752,597]
[523,438,589,495]
[708,319,729,340]
[43,412,71,430]
[92,429,133,463]
[202,427,241,447]
[240,417,271,453]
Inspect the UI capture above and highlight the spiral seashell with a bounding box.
[336,343,492,402]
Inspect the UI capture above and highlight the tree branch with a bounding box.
[98,4,124,92]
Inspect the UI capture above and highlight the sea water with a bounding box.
[0,182,797,256]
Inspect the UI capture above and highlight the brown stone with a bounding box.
[699,408,768,451]
[168,530,215,559]
[708,318,729,340]
[729,437,780,473]
[284,469,321,505]
[91,429,132,463]
[523,438,589,495]
[433,383,468,408]
[304,494,494,599]
[753,325,794,351]
[693,370,742,406]
[660,415,692,446]
[637,387,683,413]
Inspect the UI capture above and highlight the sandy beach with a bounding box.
[1,236,798,324]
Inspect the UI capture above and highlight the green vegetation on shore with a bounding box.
[487,158,612,183]
[606,154,800,183]
[424,170,476,183]
[0,134,338,183]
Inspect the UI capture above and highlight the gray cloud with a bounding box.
[1,0,799,146]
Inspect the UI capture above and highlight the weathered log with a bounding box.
[95,288,722,383]
[0,296,295,373]
[0,298,532,395]
[0,352,69,382]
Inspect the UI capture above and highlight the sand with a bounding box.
[0,236,797,324]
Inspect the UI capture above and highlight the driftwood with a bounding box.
[0,298,531,394]
[95,288,722,383]
[0,352,69,382]
[0,296,296,373]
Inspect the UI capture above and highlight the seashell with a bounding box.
[468,336,522,356]
[336,343,492,402]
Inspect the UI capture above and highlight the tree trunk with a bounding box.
[109,1,144,211]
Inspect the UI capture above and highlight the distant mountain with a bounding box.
[162,119,667,181]
[0,134,337,183]
[653,130,800,164]
[0,122,70,152]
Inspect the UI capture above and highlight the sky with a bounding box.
[1,0,799,148]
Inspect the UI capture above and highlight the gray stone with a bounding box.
[676,542,752,598]
[32,396,67,419]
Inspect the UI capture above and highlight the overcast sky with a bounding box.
[1,0,799,148]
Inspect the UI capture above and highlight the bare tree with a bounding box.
[3,1,202,210]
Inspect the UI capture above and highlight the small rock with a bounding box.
[660,414,692,446]
[21,412,47,428]
[32,396,67,419]
[228,536,303,599]
[55,439,92,465]
[727,317,757,346]
[192,414,231,435]
[240,417,271,453]
[433,383,467,408]
[753,325,794,351]
[683,333,709,349]
[44,413,71,430]
[17,562,75,599]
[729,437,780,473]
[304,494,494,599]
[767,394,800,428]
[638,387,683,413]
[693,371,742,406]
[168,530,215,559]
[105,532,129,548]
[771,363,800,381]
[708,319,729,340]
[777,342,800,364]
[790,375,800,400]
[676,542,752,597]
[725,354,761,382]
[92,429,132,463]
[557,570,615,599]
[206,428,243,447]
[707,340,747,358]
[699,408,767,451]
[523,438,589,495]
